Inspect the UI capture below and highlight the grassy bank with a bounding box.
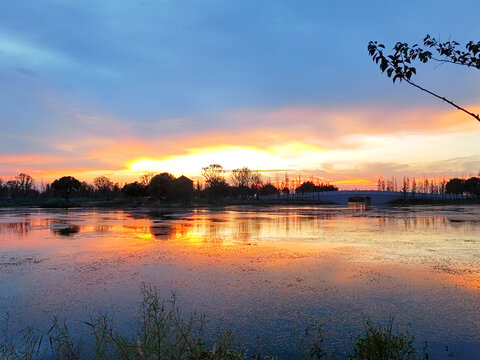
[0,198,336,209]
[0,285,451,360]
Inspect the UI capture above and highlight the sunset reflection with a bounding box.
[0,207,479,289]
[0,207,479,357]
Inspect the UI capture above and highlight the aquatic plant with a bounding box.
[348,317,416,360]
[0,289,452,359]
[0,285,270,360]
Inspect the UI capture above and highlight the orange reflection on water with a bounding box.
[0,207,479,291]
[0,206,479,359]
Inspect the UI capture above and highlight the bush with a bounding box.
[348,317,416,360]
[1,291,446,360]
[0,285,257,360]
[295,182,338,194]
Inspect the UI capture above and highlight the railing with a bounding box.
[257,190,469,202]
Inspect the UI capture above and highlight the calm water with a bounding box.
[0,205,479,358]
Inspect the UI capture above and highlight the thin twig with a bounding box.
[405,79,480,122]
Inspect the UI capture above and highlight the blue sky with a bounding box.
[1,0,480,185]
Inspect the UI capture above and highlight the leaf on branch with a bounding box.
[367,34,480,123]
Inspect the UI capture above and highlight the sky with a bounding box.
[1,0,480,188]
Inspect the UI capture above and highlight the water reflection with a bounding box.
[348,202,367,211]
[0,206,479,358]
[52,225,80,236]
[1,207,479,249]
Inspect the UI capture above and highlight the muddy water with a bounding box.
[0,205,479,358]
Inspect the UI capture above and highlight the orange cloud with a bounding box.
[0,154,66,165]
[2,103,480,187]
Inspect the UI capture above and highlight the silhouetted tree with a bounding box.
[231,167,263,198]
[204,179,230,201]
[259,184,279,196]
[377,177,386,191]
[368,35,480,122]
[465,177,480,196]
[15,173,35,197]
[231,167,252,199]
[296,181,317,193]
[0,178,4,199]
[5,180,19,198]
[231,167,252,188]
[122,182,148,197]
[52,176,81,203]
[202,164,230,201]
[281,187,290,195]
[401,177,409,196]
[149,173,176,201]
[194,181,203,193]
[93,175,114,199]
[445,178,465,194]
[78,181,95,198]
[4,173,35,198]
[201,164,224,184]
[295,181,338,194]
[440,178,447,194]
[249,171,263,196]
[411,178,417,196]
[139,172,156,186]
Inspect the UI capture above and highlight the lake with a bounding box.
[0,205,479,358]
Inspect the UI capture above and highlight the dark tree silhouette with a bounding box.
[122,182,147,197]
[205,179,230,200]
[15,173,35,197]
[296,181,317,193]
[231,167,253,188]
[52,176,81,202]
[78,181,95,198]
[139,172,156,186]
[149,173,176,201]
[231,167,263,199]
[4,173,35,198]
[201,164,230,201]
[465,177,480,196]
[445,178,465,194]
[368,35,480,122]
[258,184,279,196]
[93,175,114,199]
[295,181,338,194]
[201,164,225,185]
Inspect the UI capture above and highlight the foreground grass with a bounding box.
[0,286,449,360]
[348,317,417,360]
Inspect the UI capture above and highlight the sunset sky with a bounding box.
[1,0,480,188]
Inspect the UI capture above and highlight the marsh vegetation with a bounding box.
[1,286,445,360]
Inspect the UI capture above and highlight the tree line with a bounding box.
[0,165,340,204]
[0,174,122,202]
[3,168,478,205]
[197,164,338,201]
[377,176,480,196]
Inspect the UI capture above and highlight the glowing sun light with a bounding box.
[127,146,284,174]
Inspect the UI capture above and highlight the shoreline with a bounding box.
[1,196,479,209]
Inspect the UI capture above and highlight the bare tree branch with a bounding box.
[405,79,480,122]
